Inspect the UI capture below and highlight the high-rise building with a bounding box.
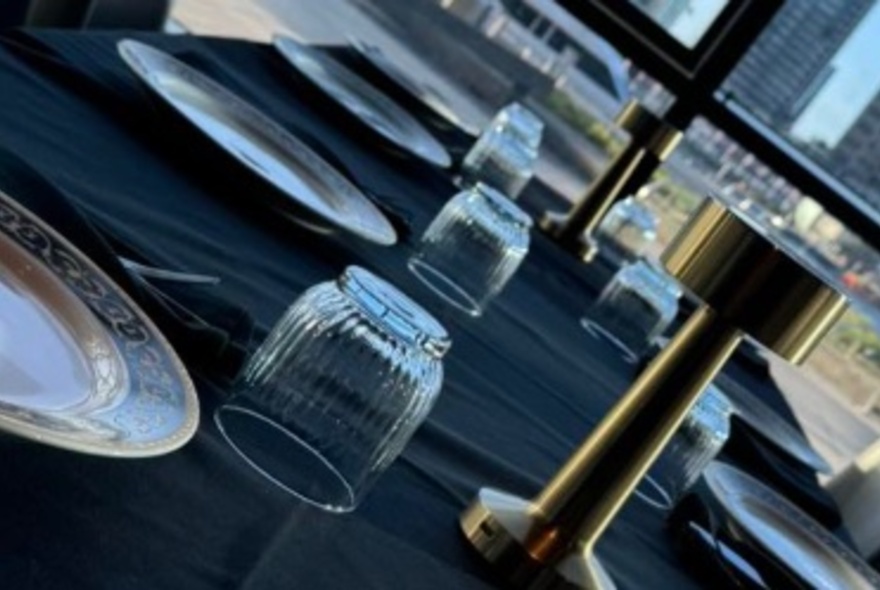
[830,91,880,208]
[724,0,873,131]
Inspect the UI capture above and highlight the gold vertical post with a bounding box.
[461,199,848,589]
[540,101,682,262]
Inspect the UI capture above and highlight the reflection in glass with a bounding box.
[629,0,729,48]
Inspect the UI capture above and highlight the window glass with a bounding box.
[628,0,729,47]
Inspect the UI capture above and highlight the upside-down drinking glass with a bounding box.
[408,183,532,317]
[581,259,682,362]
[634,383,733,511]
[459,103,544,199]
[216,266,450,512]
[596,196,659,262]
[495,102,544,154]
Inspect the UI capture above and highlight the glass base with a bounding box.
[408,257,483,317]
[215,404,356,513]
[632,473,674,512]
[580,319,639,365]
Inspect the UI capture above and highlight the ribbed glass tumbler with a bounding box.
[216,266,450,512]
[459,103,543,199]
[495,102,544,153]
[634,383,733,511]
[460,125,536,199]
[408,183,532,317]
[582,259,681,362]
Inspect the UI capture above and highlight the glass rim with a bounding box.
[408,258,483,317]
[471,183,534,228]
[214,404,357,512]
[633,472,675,512]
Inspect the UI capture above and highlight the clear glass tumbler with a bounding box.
[581,259,681,361]
[459,103,543,199]
[596,196,659,261]
[460,125,536,199]
[216,266,450,512]
[495,102,544,154]
[634,383,733,511]
[408,183,532,317]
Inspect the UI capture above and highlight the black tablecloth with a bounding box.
[0,29,844,590]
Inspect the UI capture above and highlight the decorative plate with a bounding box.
[349,37,482,136]
[273,35,452,168]
[118,39,397,246]
[0,189,198,457]
[705,463,880,589]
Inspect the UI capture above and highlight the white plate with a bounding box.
[118,39,397,246]
[0,190,198,457]
[706,463,880,589]
[349,37,482,137]
[273,35,452,169]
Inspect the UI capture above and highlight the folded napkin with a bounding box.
[0,145,253,379]
[721,418,842,530]
[718,355,843,529]
[667,493,772,589]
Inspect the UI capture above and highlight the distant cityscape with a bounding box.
[439,0,880,308]
[652,0,880,216]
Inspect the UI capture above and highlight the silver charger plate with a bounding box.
[273,35,452,169]
[705,463,880,589]
[348,37,482,137]
[715,372,833,474]
[118,39,397,246]
[0,189,198,457]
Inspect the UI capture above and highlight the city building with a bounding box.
[723,0,873,132]
[830,90,880,209]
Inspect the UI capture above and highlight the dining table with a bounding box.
[0,27,853,589]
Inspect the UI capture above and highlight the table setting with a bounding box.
[0,25,872,590]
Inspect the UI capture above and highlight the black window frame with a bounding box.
[557,0,880,250]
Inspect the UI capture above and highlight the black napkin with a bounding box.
[718,354,843,530]
[722,418,841,530]
[667,474,859,590]
[667,492,773,589]
[0,145,253,378]
[667,490,811,589]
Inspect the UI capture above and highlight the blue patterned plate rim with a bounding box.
[0,189,198,458]
[705,462,880,589]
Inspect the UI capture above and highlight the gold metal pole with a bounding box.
[461,199,848,589]
[540,101,682,263]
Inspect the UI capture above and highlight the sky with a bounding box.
[666,0,727,48]
[790,1,880,147]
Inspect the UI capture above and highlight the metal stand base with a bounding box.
[460,488,616,590]
[539,211,599,263]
